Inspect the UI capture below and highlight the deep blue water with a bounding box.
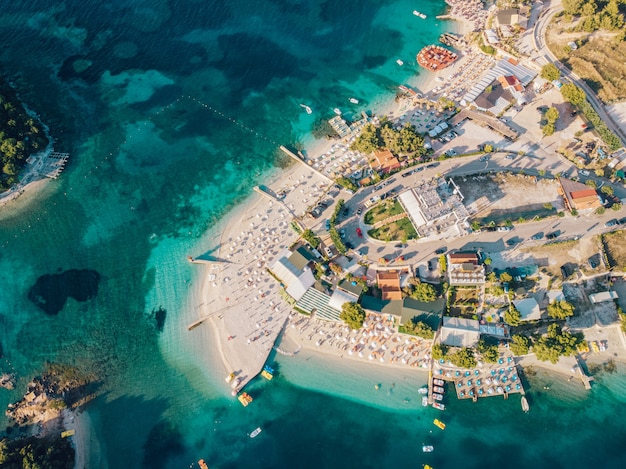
[1,1,626,468]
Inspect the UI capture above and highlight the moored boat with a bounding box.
[250,427,262,438]
[418,386,428,394]
[433,419,446,430]
[422,396,428,407]
[433,378,444,386]
[198,459,209,469]
[348,97,359,104]
[333,108,342,116]
[521,395,529,413]
[432,402,445,411]
[433,386,445,394]
[261,364,274,380]
[231,377,242,389]
[432,393,443,401]
[422,445,434,453]
[238,392,253,407]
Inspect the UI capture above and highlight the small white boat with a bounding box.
[521,396,529,413]
[422,445,434,453]
[333,108,342,115]
[231,377,242,389]
[348,97,359,104]
[396,59,404,66]
[249,427,262,438]
[418,386,428,395]
[299,103,313,114]
[422,396,428,407]
[413,10,427,19]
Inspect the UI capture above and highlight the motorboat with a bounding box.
[299,103,313,114]
[348,97,359,104]
[521,396,529,413]
[433,378,444,386]
[333,108,342,115]
[418,386,428,394]
[413,10,427,19]
[198,459,209,469]
[433,419,446,430]
[433,386,445,394]
[432,402,445,411]
[422,396,428,407]
[422,445,434,453]
[249,427,262,438]
[231,377,242,389]
[432,393,443,401]
[396,59,404,66]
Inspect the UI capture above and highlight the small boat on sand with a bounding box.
[231,377,242,389]
[250,427,262,438]
[433,419,446,430]
[225,372,235,383]
[299,103,313,114]
[422,445,434,453]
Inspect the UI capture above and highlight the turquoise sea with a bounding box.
[1,1,626,468]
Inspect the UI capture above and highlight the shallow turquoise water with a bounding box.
[1,1,625,468]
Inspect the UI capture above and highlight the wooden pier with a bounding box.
[575,356,594,390]
[42,152,70,179]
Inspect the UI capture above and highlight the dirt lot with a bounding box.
[455,172,564,224]
[546,17,626,103]
[603,229,626,271]
[519,236,605,277]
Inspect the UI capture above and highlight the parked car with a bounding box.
[325,219,331,231]
[579,170,590,176]
[531,232,544,240]
[605,219,618,227]
[497,226,512,232]
[324,246,333,257]
[546,231,560,240]
[435,247,447,254]
[356,227,363,237]
[506,154,516,160]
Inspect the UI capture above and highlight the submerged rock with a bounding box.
[28,269,100,315]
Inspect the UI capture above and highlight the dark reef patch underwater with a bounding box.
[28,269,101,315]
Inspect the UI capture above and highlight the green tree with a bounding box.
[541,63,560,81]
[351,123,381,154]
[547,300,575,319]
[411,282,437,302]
[510,334,530,356]
[504,304,522,326]
[439,255,447,274]
[545,107,560,124]
[601,185,614,195]
[483,144,494,153]
[477,339,499,363]
[561,83,587,106]
[403,319,435,339]
[499,272,513,283]
[533,337,562,363]
[585,179,597,188]
[542,123,555,136]
[335,177,358,192]
[562,0,586,14]
[340,302,366,330]
[431,343,448,360]
[448,347,477,368]
[302,229,320,249]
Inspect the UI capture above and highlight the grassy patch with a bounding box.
[368,217,418,242]
[449,287,480,318]
[363,200,404,225]
[603,229,626,271]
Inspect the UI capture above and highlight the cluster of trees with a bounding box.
[510,334,530,356]
[340,302,366,330]
[402,318,434,339]
[328,199,347,254]
[402,279,438,302]
[350,120,427,156]
[476,339,499,363]
[542,106,560,137]
[0,436,74,469]
[0,79,49,191]
[533,324,584,363]
[547,299,576,319]
[431,343,478,368]
[302,229,320,249]
[561,83,622,149]
[504,304,522,326]
[563,0,625,32]
[335,176,358,192]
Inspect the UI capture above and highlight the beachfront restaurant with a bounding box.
[360,295,445,331]
[439,317,480,348]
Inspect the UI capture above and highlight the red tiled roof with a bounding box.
[570,188,597,200]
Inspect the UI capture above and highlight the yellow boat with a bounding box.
[61,429,75,438]
[433,418,446,430]
[424,465,434,469]
[261,370,273,380]
[225,372,235,383]
[238,392,253,407]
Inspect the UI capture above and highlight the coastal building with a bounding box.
[547,289,565,304]
[360,295,445,330]
[328,279,364,311]
[377,270,403,301]
[398,178,469,238]
[370,148,401,175]
[498,75,527,105]
[295,287,339,321]
[270,251,316,301]
[447,252,485,286]
[440,316,480,348]
[495,9,528,30]
[473,80,514,116]
[589,291,619,304]
[512,298,541,321]
[557,177,602,212]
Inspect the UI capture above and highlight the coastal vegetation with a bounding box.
[476,339,499,364]
[0,76,49,191]
[335,177,358,192]
[301,229,321,249]
[431,343,448,360]
[510,334,531,356]
[400,319,434,339]
[350,120,427,157]
[447,347,477,369]
[367,217,417,242]
[328,199,347,254]
[363,200,404,225]
[0,435,75,469]
[532,324,584,364]
[407,282,437,302]
[504,304,522,326]
[542,106,560,137]
[340,302,366,330]
[540,63,561,82]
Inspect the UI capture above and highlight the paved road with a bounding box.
[332,153,624,270]
[532,1,626,146]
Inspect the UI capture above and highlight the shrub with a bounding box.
[340,302,366,330]
[510,335,530,356]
